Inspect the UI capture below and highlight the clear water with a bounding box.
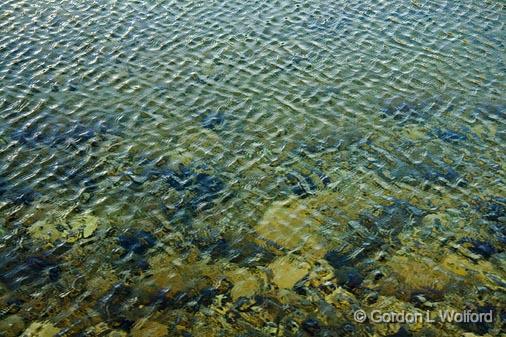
[0,0,504,336]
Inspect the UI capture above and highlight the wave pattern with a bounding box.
[0,0,504,336]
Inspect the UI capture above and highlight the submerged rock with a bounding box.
[0,251,62,290]
[480,198,506,222]
[386,326,412,337]
[96,283,133,323]
[0,176,38,206]
[334,266,363,290]
[190,173,225,210]
[459,305,496,336]
[225,267,261,300]
[434,128,467,143]
[158,165,226,213]
[200,238,275,266]
[268,255,310,289]
[0,315,25,337]
[286,172,317,198]
[301,318,321,336]
[389,159,461,185]
[117,230,157,255]
[10,119,113,149]
[360,199,426,237]
[255,196,327,258]
[324,249,358,269]
[28,213,99,243]
[380,101,429,124]
[201,112,225,130]
[20,321,60,337]
[467,240,497,259]
[9,188,38,205]
[131,320,168,337]
[385,255,450,299]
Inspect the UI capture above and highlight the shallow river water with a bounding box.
[0,0,505,336]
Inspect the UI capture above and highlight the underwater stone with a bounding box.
[230,241,276,267]
[380,101,427,124]
[154,285,221,312]
[96,283,133,322]
[421,163,460,183]
[0,253,61,289]
[162,167,192,191]
[0,176,38,205]
[21,321,60,337]
[196,287,219,307]
[158,291,191,310]
[268,255,310,289]
[469,240,496,259]
[10,119,109,149]
[301,318,321,336]
[435,129,467,142]
[387,255,450,295]
[482,198,506,222]
[324,249,352,269]
[117,230,157,255]
[386,326,412,337]
[0,315,25,337]
[131,320,168,337]
[194,173,224,195]
[365,291,379,304]
[335,267,363,290]
[286,172,317,198]
[162,167,226,211]
[10,188,37,205]
[201,112,224,129]
[225,268,261,300]
[373,270,384,281]
[390,159,462,186]
[28,213,98,243]
[362,200,426,238]
[256,197,328,258]
[202,238,274,266]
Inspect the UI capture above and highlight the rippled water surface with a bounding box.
[0,0,505,336]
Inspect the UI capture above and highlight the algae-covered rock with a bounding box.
[145,252,186,294]
[0,315,25,337]
[268,255,310,289]
[21,321,60,337]
[255,183,405,261]
[323,286,359,312]
[87,266,120,299]
[131,320,168,337]
[256,196,327,257]
[68,214,98,242]
[177,127,225,160]
[387,255,449,292]
[225,267,261,300]
[145,252,225,297]
[441,253,506,290]
[107,330,127,337]
[28,212,99,243]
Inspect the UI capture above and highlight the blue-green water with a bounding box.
[0,0,504,336]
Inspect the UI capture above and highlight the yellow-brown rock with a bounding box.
[387,255,449,291]
[21,321,60,337]
[225,267,261,300]
[256,197,327,257]
[131,320,168,337]
[268,255,310,289]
